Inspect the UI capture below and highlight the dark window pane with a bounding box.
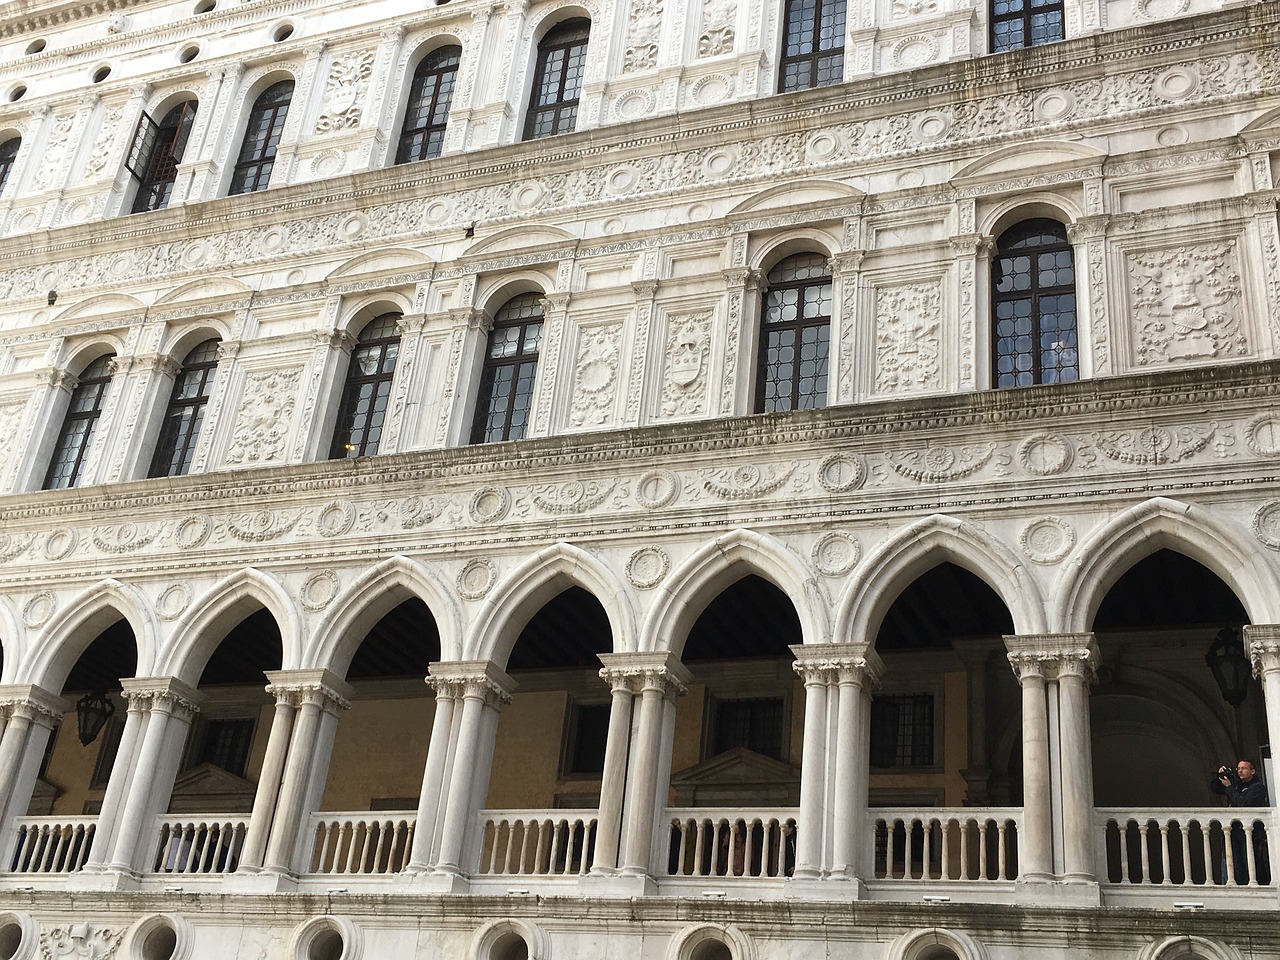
[0,137,19,196]
[778,0,846,92]
[524,20,590,140]
[991,0,1062,51]
[713,698,785,760]
[330,314,402,459]
[471,293,544,443]
[870,694,934,767]
[149,339,220,478]
[229,80,293,196]
[566,703,611,775]
[45,354,115,490]
[991,219,1078,389]
[130,100,198,213]
[756,253,831,413]
[396,46,461,164]
[192,718,256,778]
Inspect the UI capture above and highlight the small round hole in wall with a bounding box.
[178,43,199,63]
[492,932,529,960]
[194,0,216,11]
[140,925,177,960]
[308,930,342,960]
[0,922,23,960]
[92,64,111,83]
[24,39,46,55]
[272,22,294,42]
[8,85,26,102]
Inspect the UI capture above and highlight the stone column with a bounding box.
[238,684,301,871]
[591,659,641,874]
[431,662,516,878]
[1246,625,1280,793]
[104,678,202,874]
[406,676,461,871]
[1007,633,1101,884]
[0,687,68,845]
[262,670,352,875]
[619,654,689,876]
[84,690,147,869]
[792,658,830,879]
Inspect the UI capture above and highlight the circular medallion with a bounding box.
[43,527,78,560]
[1154,67,1198,101]
[626,546,669,589]
[1246,414,1280,457]
[1035,90,1076,122]
[340,213,367,238]
[1252,501,1280,550]
[425,200,452,224]
[1156,125,1190,147]
[312,149,345,178]
[261,227,287,251]
[1136,0,1188,18]
[287,268,306,285]
[1018,433,1075,476]
[635,470,680,509]
[613,90,655,121]
[156,583,191,621]
[690,74,731,106]
[175,515,212,549]
[182,241,208,266]
[301,570,340,611]
[703,149,736,178]
[22,592,56,629]
[457,558,497,600]
[913,112,951,143]
[923,447,956,472]
[892,35,937,68]
[817,453,867,493]
[514,183,545,210]
[606,166,639,194]
[470,486,511,524]
[686,202,713,222]
[896,170,925,189]
[1019,516,1076,564]
[812,531,861,577]
[806,132,839,161]
[602,217,626,235]
[316,499,356,538]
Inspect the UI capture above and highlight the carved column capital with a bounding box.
[829,251,865,274]
[1245,625,1280,677]
[450,306,491,333]
[597,651,690,700]
[36,367,76,392]
[539,292,571,314]
[138,353,181,378]
[120,676,204,722]
[722,267,763,290]
[427,660,517,708]
[630,279,659,299]
[948,233,995,257]
[1005,633,1100,683]
[264,668,354,714]
[0,684,71,727]
[312,329,356,353]
[790,642,883,688]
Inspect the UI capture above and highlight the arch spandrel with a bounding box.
[24,578,153,692]
[160,567,300,686]
[1051,497,1280,633]
[642,529,829,658]
[305,555,462,676]
[465,542,637,668]
[834,514,1046,648]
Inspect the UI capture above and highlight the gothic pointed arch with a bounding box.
[161,567,299,685]
[306,555,462,675]
[834,514,1046,647]
[643,528,828,657]
[466,542,636,667]
[1051,497,1280,633]
[26,578,153,691]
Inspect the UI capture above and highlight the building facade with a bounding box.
[0,0,1278,956]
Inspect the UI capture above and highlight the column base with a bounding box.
[221,869,300,893]
[784,876,864,901]
[403,869,472,894]
[578,872,659,897]
[1015,878,1101,905]
[65,868,141,892]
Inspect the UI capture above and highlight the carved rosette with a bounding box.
[626,546,669,588]
[1092,423,1215,466]
[1252,501,1280,550]
[570,323,622,427]
[457,558,498,600]
[701,462,796,499]
[888,444,995,483]
[1018,516,1075,564]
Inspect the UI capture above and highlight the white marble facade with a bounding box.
[0,0,1277,956]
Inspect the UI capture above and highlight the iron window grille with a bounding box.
[126,99,198,213]
[524,19,590,140]
[148,339,220,477]
[189,718,256,778]
[710,697,786,761]
[396,46,461,164]
[778,0,846,92]
[470,293,543,444]
[756,253,832,413]
[992,219,1078,388]
[990,0,1064,52]
[44,354,115,490]
[870,693,935,768]
[329,314,401,459]
[228,80,293,196]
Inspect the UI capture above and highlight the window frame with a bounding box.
[0,136,20,196]
[44,353,115,490]
[228,79,294,196]
[329,314,402,459]
[148,338,220,478]
[755,252,833,414]
[777,0,847,93]
[127,99,198,214]
[989,0,1065,52]
[560,701,612,778]
[869,691,939,770]
[470,293,544,445]
[990,218,1079,389]
[395,45,462,165]
[523,18,591,141]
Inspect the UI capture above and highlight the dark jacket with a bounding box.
[1211,773,1270,807]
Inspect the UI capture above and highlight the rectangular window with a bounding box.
[870,694,934,768]
[710,697,785,760]
[190,718,256,778]
[563,702,610,776]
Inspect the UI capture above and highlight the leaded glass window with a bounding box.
[0,137,20,196]
[524,19,589,141]
[992,219,1078,388]
[471,294,543,444]
[991,0,1064,52]
[330,314,401,459]
[129,100,198,213]
[44,354,115,490]
[228,80,293,196]
[778,0,846,92]
[396,46,461,164]
[756,253,831,413]
[149,339,220,478]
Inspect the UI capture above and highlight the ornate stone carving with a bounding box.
[39,925,124,960]
[21,591,56,628]
[660,312,712,418]
[35,115,75,190]
[624,0,664,72]
[1018,433,1074,476]
[532,479,618,514]
[226,369,300,465]
[812,531,861,577]
[42,527,79,561]
[817,453,866,492]
[174,516,212,549]
[697,0,736,56]
[875,281,941,393]
[626,546,669,588]
[0,533,35,564]
[470,486,511,523]
[893,0,938,15]
[156,583,191,621]
[1246,413,1280,457]
[570,323,621,427]
[1252,500,1280,550]
[1019,516,1076,564]
[226,510,302,542]
[300,570,341,611]
[83,108,122,179]
[1092,423,1215,465]
[92,522,160,554]
[701,462,796,499]
[1126,242,1248,365]
[457,558,498,600]
[635,469,680,509]
[316,51,375,132]
[888,444,995,483]
[316,499,357,537]
[400,495,436,528]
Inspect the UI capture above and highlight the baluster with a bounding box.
[1139,821,1152,885]
[675,819,690,876]
[1199,821,1213,886]
[531,819,548,875]
[959,819,970,881]
[401,821,415,871]
[370,820,389,874]
[997,820,1008,880]
[1245,820,1259,886]
[920,819,932,881]
[551,820,566,876]
[519,819,535,874]
[339,822,356,874]
[1117,822,1131,883]
[314,821,330,872]
[1159,821,1171,885]
[1180,821,1193,885]
[39,826,57,872]
[884,820,896,879]
[940,819,951,880]
[154,823,172,872]
[77,824,95,870]
[51,825,70,872]
[1223,821,1237,886]
[484,822,501,874]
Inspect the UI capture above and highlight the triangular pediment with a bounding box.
[670,747,801,806]
[167,762,255,814]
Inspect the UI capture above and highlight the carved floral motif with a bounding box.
[875,281,941,393]
[888,444,995,483]
[226,369,300,465]
[316,52,376,132]
[1092,423,1216,465]
[570,323,621,427]
[624,0,664,72]
[698,0,736,55]
[660,313,711,418]
[1127,242,1248,365]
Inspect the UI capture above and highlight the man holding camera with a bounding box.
[1210,759,1269,884]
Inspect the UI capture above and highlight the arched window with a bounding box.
[128,99,198,213]
[524,19,590,141]
[329,313,401,459]
[148,338,220,478]
[228,80,293,196]
[990,0,1064,52]
[396,46,461,164]
[991,218,1078,388]
[471,293,543,444]
[0,137,19,195]
[756,253,831,413]
[44,354,115,490]
[778,0,846,93]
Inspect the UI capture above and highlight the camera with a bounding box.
[1218,764,1237,781]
